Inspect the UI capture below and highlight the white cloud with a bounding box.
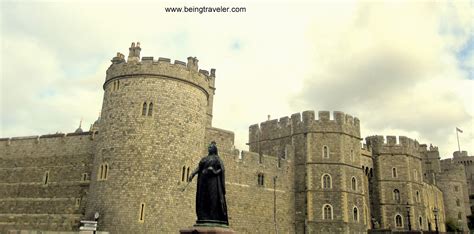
[0,1,472,159]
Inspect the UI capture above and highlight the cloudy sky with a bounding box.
[1,0,472,158]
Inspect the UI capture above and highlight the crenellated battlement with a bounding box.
[0,131,95,146]
[249,110,361,143]
[365,135,421,157]
[104,42,216,95]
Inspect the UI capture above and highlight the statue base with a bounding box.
[180,225,235,234]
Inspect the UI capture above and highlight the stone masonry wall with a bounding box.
[437,159,470,231]
[85,51,210,233]
[0,132,95,233]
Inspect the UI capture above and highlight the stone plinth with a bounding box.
[180,226,235,234]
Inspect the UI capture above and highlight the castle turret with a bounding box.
[248,111,367,233]
[366,135,433,231]
[85,43,215,232]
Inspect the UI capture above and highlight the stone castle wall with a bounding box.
[366,135,442,231]
[437,159,470,231]
[249,111,367,233]
[85,45,212,233]
[0,132,95,233]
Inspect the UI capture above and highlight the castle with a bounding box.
[0,43,472,233]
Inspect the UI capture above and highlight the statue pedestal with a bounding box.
[180,226,235,234]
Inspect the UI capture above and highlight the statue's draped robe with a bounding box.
[195,154,228,225]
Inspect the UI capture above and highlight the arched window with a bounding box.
[395,214,403,227]
[456,199,460,206]
[351,177,357,191]
[353,207,359,222]
[392,167,397,178]
[142,102,147,116]
[322,174,332,189]
[148,102,153,116]
[323,204,333,220]
[323,145,329,158]
[393,189,400,203]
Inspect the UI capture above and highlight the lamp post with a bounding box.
[406,203,412,231]
[433,207,439,234]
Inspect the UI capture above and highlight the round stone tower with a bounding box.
[85,42,216,232]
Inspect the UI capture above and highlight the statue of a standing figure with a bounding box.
[188,141,229,226]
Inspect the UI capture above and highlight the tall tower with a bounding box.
[249,111,367,233]
[85,43,216,232]
[366,136,427,231]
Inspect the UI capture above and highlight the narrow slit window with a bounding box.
[113,81,116,91]
[351,177,357,191]
[44,171,49,185]
[99,164,104,180]
[186,167,190,181]
[82,173,88,181]
[104,164,108,180]
[117,80,120,90]
[392,168,397,178]
[142,102,147,116]
[181,166,186,182]
[148,102,153,116]
[139,203,145,222]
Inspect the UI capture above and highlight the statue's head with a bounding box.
[208,141,218,155]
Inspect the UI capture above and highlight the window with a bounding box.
[457,199,460,207]
[98,163,109,181]
[323,204,333,220]
[181,166,186,182]
[393,189,400,203]
[322,174,332,189]
[186,167,190,181]
[323,145,329,158]
[117,80,120,90]
[395,214,403,227]
[148,102,153,116]
[82,173,88,181]
[416,191,420,202]
[142,102,147,116]
[350,149,354,161]
[455,186,459,192]
[351,177,357,191]
[139,203,145,222]
[392,168,397,178]
[43,171,49,185]
[258,173,264,186]
[419,216,423,228]
[75,198,81,208]
[353,207,359,222]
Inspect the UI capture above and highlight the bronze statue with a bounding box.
[188,141,229,226]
